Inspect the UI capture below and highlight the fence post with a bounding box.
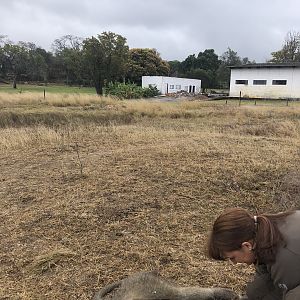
[255,99,257,106]
[239,91,241,106]
[286,99,289,106]
[225,99,228,105]
[43,89,46,99]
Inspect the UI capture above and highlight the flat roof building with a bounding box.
[142,76,201,95]
[229,63,300,99]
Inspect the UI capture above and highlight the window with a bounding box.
[272,80,287,85]
[176,85,181,89]
[253,80,267,85]
[235,80,248,85]
[169,85,174,89]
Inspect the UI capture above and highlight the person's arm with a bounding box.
[270,246,300,296]
[246,272,282,300]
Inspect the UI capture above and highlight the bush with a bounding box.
[142,85,160,98]
[104,82,160,99]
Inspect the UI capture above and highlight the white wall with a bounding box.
[229,67,300,99]
[142,76,201,95]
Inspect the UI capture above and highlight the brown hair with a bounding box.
[207,207,294,264]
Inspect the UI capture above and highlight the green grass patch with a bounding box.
[0,84,96,94]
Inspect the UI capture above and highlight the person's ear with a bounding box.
[241,241,253,251]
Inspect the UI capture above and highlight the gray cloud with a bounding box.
[1,0,299,62]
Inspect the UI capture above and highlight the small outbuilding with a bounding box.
[229,63,300,99]
[142,76,201,95]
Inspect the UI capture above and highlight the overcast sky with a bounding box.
[1,0,299,62]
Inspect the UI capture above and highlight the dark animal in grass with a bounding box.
[93,271,240,299]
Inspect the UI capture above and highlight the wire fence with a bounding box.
[210,97,300,107]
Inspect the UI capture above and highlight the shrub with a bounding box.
[104,82,160,99]
[142,85,160,98]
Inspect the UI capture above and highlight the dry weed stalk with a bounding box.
[28,249,76,274]
[74,142,84,177]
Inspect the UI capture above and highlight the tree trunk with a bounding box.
[13,76,17,89]
[94,78,103,95]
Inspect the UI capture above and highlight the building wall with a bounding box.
[142,76,201,95]
[229,67,300,99]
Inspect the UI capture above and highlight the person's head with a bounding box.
[207,208,256,264]
[207,207,292,265]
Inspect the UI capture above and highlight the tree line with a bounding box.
[0,31,298,94]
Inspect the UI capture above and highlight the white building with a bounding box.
[229,63,300,99]
[142,76,201,95]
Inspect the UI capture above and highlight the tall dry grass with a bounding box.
[0,99,299,151]
[0,92,118,107]
[1,93,300,130]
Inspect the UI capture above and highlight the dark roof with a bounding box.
[230,62,300,69]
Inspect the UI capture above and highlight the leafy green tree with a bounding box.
[19,42,49,82]
[82,36,104,94]
[83,32,129,95]
[101,32,129,83]
[0,38,54,85]
[270,31,300,62]
[220,48,242,66]
[126,48,170,84]
[216,48,254,88]
[196,49,220,72]
[242,57,252,65]
[0,42,29,88]
[52,35,83,53]
[185,68,216,91]
[168,60,181,77]
[174,50,220,88]
[34,47,53,82]
[0,42,6,79]
[52,35,85,85]
[180,54,197,73]
[196,49,220,88]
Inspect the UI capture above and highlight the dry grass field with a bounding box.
[1,93,300,299]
